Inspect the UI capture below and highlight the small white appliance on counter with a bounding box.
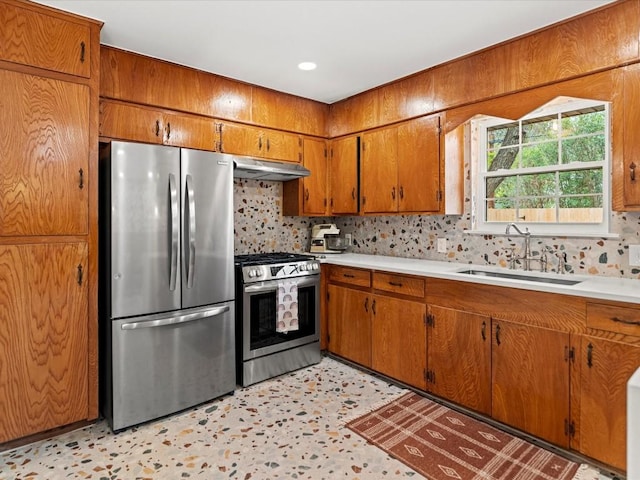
[629,366,640,478]
[310,223,350,253]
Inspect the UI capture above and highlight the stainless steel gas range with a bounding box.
[235,253,321,386]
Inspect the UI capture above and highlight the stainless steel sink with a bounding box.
[456,269,582,286]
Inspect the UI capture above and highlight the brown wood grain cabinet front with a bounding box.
[623,63,640,208]
[282,138,329,216]
[218,122,301,163]
[99,100,218,151]
[0,0,101,446]
[329,136,359,215]
[327,284,372,367]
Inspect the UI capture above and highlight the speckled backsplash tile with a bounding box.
[234,179,640,279]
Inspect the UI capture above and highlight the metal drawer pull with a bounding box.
[343,273,355,278]
[371,299,376,314]
[388,281,403,287]
[121,305,230,330]
[78,168,84,189]
[495,324,501,345]
[481,321,486,341]
[155,120,160,137]
[631,162,637,182]
[77,264,83,285]
[587,342,593,368]
[80,41,85,63]
[611,316,640,326]
[364,297,369,312]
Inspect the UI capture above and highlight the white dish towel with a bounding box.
[277,281,299,333]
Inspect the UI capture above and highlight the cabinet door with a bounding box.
[0,2,91,78]
[261,129,302,163]
[428,306,491,415]
[302,138,328,215]
[219,122,261,157]
[576,336,640,471]
[398,115,441,213]
[492,320,570,447]
[623,64,640,207]
[361,128,398,213]
[99,100,164,144]
[329,136,359,214]
[0,243,88,443]
[162,110,217,151]
[327,285,371,367]
[1,70,88,236]
[371,295,426,389]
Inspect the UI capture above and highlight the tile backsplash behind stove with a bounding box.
[234,178,640,279]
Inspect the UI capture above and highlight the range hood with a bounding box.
[233,156,310,181]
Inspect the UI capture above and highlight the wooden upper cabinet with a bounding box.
[361,128,398,214]
[218,122,301,162]
[282,138,329,216]
[0,1,93,78]
[397,115,441,213]
[100,100,217,151]
[575,335,640,471]
[427,306,491,416]
[329,89,379,137]
[329,136,359,215]
[0,242,88,443]
[492,320,571,448]
[0,70,89,236]
[378,72,434,125]
[622,63,640,208]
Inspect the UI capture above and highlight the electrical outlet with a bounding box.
[345,233,352,246]
[437,238,447,253]
[630,245,640,266]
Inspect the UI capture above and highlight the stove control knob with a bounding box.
[248,269,260,278]
[299,264,307,271]
[312,263,319,270]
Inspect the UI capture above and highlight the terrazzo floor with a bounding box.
[0,356,608,480]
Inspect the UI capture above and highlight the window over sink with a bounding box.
[471,97,610,236]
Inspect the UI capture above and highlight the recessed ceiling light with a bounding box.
[298,62,317,71]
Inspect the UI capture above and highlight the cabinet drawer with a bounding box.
[328,266,371,287]
[587,302,640,337]
[0,2,91,78]
[373,272,425,298]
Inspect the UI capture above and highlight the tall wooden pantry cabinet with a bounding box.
[0,0,101,444]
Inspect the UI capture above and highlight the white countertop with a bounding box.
[318,253,640,306]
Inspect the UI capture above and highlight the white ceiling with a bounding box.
[38,0,614,104]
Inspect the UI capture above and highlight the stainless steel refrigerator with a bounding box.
[99,141,235,431]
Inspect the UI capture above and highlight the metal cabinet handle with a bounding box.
[495,324,501,345]
[78,168,84,189]
[155,120,161,137]
[258,137,263,150]
[587,342,593,368]
[611,316,640,326]
[364,297,369,312]
[166,122,171,140]
[631,162,637,182]
[343,273,355,278]
[80,41,85,63]
[399,185,404,199]
[351,187,356,200]
[372,299,376,315]
[391,186,396,200]
[481,321,486,341]
[267,138,270,151]
[184,174,196,288]
[388,281,403,287]
[77,264,83,285]
[168,173,179,291]
[305,188,310,201]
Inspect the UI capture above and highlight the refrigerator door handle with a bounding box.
[121,305,230,330]
[184,174,196,288]
[169,173,179,291]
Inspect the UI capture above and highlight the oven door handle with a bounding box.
[121,305,230,330]
[244,277,318,293]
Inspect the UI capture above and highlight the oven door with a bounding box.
[242,275,319,361]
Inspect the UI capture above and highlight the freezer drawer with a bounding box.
[108,302,235,431]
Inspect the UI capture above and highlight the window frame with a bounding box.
[471,98,611,236]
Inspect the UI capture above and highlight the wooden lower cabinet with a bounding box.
[327,284,371,367]
[575,336,640,471]
[492,319,571,448]
[371,295,426,389]
[0,242,89,443]
[427,306,491,415]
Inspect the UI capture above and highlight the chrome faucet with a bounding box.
[505,223,531,271]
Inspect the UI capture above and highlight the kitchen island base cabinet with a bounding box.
[491,320,571,448]
[327,284,371,367]
[0,242,88,443]
[576,336,640,472]
[371,295,426,390]
[427,306,491,415]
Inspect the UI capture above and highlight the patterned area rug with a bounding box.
[347,392,596,480]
